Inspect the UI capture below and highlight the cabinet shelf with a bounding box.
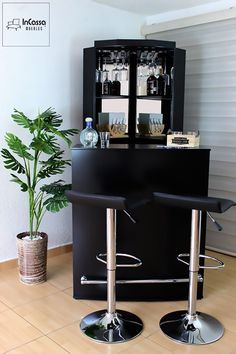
[137,95,172,101]
[96,95,172,100]
[96,95,129,99]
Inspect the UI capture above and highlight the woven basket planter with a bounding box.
[16,232,48,285]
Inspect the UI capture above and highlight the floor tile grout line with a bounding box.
[10,285,73,312]
[46,318,80,336]
[10,306,46,336]
[0,286,60,309]
[45,334,71,354]
[147,330,176,352]
[2,335,45,354]
[11,306,85,338]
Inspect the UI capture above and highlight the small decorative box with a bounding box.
[167,131,200,147]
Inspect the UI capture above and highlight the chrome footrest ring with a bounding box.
[96,253,142,267]
[177,253,224,269]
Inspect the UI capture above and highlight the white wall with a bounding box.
[0,0,144,262]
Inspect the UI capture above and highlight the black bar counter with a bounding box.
[71,144,210,301]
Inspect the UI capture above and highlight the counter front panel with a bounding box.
[71,145,210,301]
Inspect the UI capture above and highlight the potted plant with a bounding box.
[1,108,79,284]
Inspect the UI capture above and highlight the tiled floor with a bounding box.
[1,251,236,353]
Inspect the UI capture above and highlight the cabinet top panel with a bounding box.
[94,39,176,49]
[72,144,210,152]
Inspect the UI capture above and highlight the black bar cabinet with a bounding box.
[71,40,209,301]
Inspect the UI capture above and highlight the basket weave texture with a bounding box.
[17,232,48,285]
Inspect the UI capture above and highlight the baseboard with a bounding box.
[206,245,236,258]
[48,244,72,258]
[0,243,72,271]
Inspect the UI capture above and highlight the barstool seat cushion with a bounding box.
[153,192,235,213]
[66,190,150,210]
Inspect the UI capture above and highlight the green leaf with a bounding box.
[11,109,32,129]
[60,129,80,137]
[10,174,28,192]
[43,194,69,213]
[1,148,25,174]
[40,108,63,128]
[47,127,72,146]
[38,160,70,178]
[46,128,78,147]
[5,133,34,161]
[40,151,64,163]
[40,180,71,195]
[30,135,57,154]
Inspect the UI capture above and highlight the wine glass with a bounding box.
[119,57,128,81]
[102,57,110,82]
[112,58,120,81]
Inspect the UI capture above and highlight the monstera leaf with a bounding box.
[5,133,34,160]
[42,181,71,212]
[10,174,28,192]
[11,109,33,130]
[43,194,69,212]
[1,149,25,174]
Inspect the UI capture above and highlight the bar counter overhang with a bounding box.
[71,144,210,301]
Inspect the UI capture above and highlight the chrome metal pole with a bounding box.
[106,208,116,315]
[188,209,201,316]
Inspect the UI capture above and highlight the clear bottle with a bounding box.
[80,117,98,148]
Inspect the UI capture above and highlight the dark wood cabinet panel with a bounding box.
[71,145,210,301]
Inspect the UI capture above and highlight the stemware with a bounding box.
[102,57,110,82]
[112,58,120,82]
[119,57,128,81]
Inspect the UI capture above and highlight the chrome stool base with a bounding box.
[160,310,224,345]
[80,309,143,343]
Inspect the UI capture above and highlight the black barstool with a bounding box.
[66,190,149,343]
[153,192,235,345]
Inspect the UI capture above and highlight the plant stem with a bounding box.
[29,189,34,239]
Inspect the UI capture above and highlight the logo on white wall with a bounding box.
[2,2,50,47]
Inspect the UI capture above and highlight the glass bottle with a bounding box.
[163,57,171,97]
[156,66,165,96]
[111,72,121,95]
[147,65,157,96]
[96,57,102,96]
[103,72,112,95]
[80,117,98,148]
[119,56,129,95]
[137,59,147,96]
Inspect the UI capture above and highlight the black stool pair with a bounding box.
[66,190,235,345]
